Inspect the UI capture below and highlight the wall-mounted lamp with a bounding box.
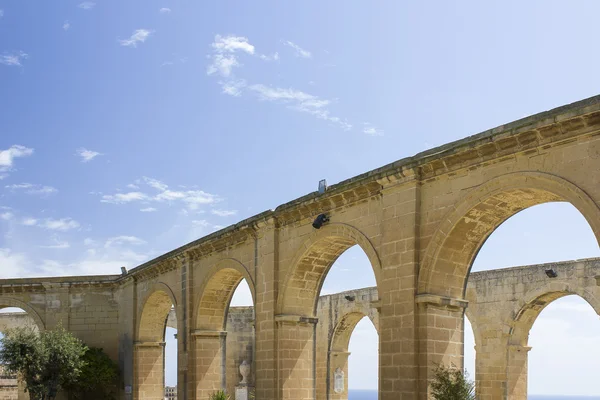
[121,266,128,275]
[344,295,355,302]
[545,268,558,278]
[312,213,329,229]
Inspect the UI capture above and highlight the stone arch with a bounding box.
[194,258,255,332]
[0,297,45,332]
[419,172,600,299]
[510,283,600,346]
[137,282,178,342]
[278,223,382,317]
[330,311,376,353]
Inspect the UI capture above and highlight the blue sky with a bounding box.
[2,0,600,394]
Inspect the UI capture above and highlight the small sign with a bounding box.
[334,368,344,393]
[124,385,132,394]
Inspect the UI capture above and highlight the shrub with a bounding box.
[209,389,230,400]
[430,363,476,400]
[63,347,120,400]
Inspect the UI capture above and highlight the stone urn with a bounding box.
[239,360,251,385]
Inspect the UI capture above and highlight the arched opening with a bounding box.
[164,305,177,399]
[135,287,177,400]
[279,235,380,400]
[419,173,600,398]
[0,302,44,400]
[526,295,600,397]
[463,314,476,383]
[193,260,255,399]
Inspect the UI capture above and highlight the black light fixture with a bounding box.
[344,295,355,302]
[312,213,329,229]
[545,268,558,278]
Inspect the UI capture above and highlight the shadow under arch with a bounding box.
[134,282,178,400]
[278,223,382,317]
[419,171,600,300]
[0,297,45,332]
[193,258,255,332]
[137,282,178,342]
[192,258,255,399]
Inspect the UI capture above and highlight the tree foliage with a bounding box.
[430,363,476,400]
[63,347,120,400]
[0,325,87,400]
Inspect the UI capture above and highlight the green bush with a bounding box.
[209,389,230,400]
[63,347,120,400]
[430,363,476,400]
[0,326,87,400]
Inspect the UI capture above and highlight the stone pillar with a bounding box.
[133,342,165,400]
[416,294,467,400]
[506,345,531,400]
[17,378,29,400]
[474,339,510,400]
[328,351,350,400]
[276,315,318,400]
[192,330,226,399]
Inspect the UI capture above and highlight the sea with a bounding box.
[348,391,600,400]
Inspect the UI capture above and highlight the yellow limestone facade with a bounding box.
[0,95,599,400]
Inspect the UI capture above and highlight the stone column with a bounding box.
[328,351,350,400]
[474,338,510,400]
[133,341,165,400]
[276,315,318,400]
[191,330,226,399]
[416,294,468,400]
[506,345,531,400]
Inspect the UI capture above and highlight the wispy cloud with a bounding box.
[159,7,171,13]
[259,52,279,62]
[21,218,37,226]
[39,218,80,231]
[140,207,157,212]
[248,84,352,130]
[119,29,152,48]
[63,21,70,31]
[207,35,255,78]
[0,51,28,67]
[76,148,102,162]
[0,212,13,221]
[100,177,220,210]
[5,183,57,196]
[105,235,146,248]
[0,10,4,18]
[101,192,148,204]
[212,35,255,54]
[78,1,95,10]
[363,123,384,137]
[211,209,237,217]
[282,40,311,58]
[40,237,70,249]
[0,145,34,178]
[220,79,246,97]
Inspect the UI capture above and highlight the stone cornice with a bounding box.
[415,294,468,310]
[0,276,120,294]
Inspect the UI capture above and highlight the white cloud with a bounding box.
[40,238,70,249]
[83,238,96,246]
[0,10,4,18]
[211,209,237,217]
[0,249,29,278]
[0,212,13,221]
[5,183,57,195]
[39,218,80,231]
[63,21,70,31]
[119,29,152,48]
[101,177,219,210]
[207,54,240,77]
[220,79,246,97]
[21,218,37,226]
[101,192,148,204]
[192,220,210,227]
[140,207,157,212]
[78,2,95,10]
[105,235,146,248]
[159,8,171,13]
[0,145,34,177]
[76,147,102,162]
[212,35,255,55]
[248,84,352,130]
[282,40,311,58]
[127,183,140,189]
[259,52,279,62]
[363,123,384,137]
